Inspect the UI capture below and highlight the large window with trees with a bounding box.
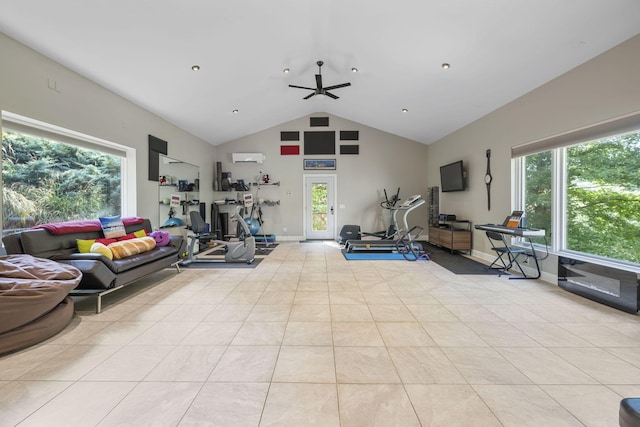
[513,117,640,267]
[521,151,552,246]
[1,112,136,236]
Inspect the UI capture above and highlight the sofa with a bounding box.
[0,254,82,355]
[2,217,186,312]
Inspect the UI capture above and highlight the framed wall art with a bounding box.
[303,159,336,170]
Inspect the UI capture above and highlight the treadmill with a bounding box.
[344,195,425,255]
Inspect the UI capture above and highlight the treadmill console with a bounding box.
[401,194,422,206]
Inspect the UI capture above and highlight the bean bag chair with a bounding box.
[0,254,82,355]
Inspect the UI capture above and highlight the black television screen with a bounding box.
[440,160,465,192]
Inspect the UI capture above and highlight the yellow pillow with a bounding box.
[90,242,113,260]
[77,239,96,253]
[134,229,147,238]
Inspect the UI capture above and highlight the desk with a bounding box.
[475,224,545,279]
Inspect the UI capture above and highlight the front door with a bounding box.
[304,174,336,240]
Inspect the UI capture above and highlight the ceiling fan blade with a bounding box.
[289,84,315,90]
[325,91,339,99]
[323,82,351,91]
[315,74,322,90]
[303,92,315,100]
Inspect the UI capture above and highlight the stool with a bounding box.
[620,398,640,427]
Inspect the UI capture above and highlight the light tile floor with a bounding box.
[1,242,639,426]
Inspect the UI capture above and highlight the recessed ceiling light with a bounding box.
[441,63,451,69]
[191,65,201,71]
[232,109,239,114]
[402,108,409,113]
[351,67,359,73]
[283,68,290,74]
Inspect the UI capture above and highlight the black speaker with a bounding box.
[199,202,206,223]
[280,131,300,141]
[215,161,222,191]
[219,212,229,239]
[340,144,359,155]
[310,117,329,127]
[340,130,359,140]
[211,203,221,240]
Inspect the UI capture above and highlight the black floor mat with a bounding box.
[179,258,263,269]
[424,243,501,275]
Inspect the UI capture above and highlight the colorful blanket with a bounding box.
[33,217,145,235]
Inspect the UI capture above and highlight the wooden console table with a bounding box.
[428,220,472,254]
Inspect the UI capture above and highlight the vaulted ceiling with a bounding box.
[1,1,639,146]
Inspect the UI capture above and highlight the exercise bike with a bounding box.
[182,205,255,264]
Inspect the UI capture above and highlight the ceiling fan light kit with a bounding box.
[289,60,351,100]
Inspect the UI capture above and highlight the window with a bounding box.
[521,151,552,246]
[513,116,640,267]
[1,112,136,236]
[565,134,640,263]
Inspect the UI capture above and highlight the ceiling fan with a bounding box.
[289,60,351,99]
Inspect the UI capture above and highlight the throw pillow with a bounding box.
[149,230,171,247]
[90,242,113,260]
[134,229,148,238]
[108,236,156,260]
[99,215,126,239]
[77,239,96,253]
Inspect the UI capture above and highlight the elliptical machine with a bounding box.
[338,188,400,244]
[362,187,401,240]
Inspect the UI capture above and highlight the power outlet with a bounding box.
[282,227,288,233]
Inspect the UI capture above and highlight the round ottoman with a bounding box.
[0,254,82,355]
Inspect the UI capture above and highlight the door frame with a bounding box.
[302,174,337,240]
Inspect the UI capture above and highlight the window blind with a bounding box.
[511,111,640,158]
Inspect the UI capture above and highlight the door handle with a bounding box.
[330,206,334,215]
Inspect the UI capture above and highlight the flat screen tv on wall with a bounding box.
[440,160,465,192]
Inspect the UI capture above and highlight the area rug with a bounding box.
[179,257,263,269]
[424,243,500,275]
[177,242,277,269]
[256,243,278,253]
[341,249,427,261]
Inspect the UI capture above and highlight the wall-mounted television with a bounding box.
[440,160,465,192]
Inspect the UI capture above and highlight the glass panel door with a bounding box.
[304,175,336,240]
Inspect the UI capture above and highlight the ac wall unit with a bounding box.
[232,152,265,164]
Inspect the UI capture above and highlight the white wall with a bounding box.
[215,113,429,239]
[4,27,638,265]
[0,32,215,229]
[427,34,640,279]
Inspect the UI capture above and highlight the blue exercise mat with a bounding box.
[341,250,425,261]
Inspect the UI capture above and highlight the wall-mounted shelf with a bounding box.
[248,180,281,207]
